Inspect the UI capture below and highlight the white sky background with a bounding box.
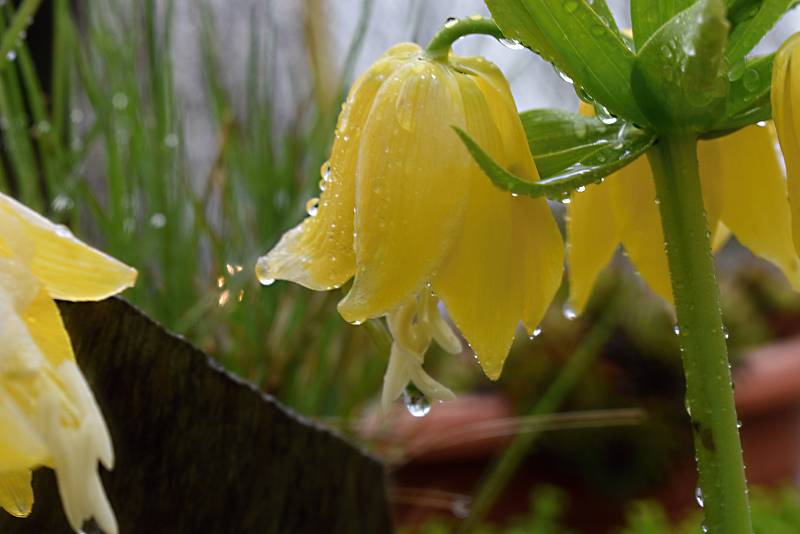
[172,1,800,177]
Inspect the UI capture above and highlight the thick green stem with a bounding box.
[425,17,504,60]
[648,135,751,533]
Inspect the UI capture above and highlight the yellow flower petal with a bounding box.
[432,74,532,380]
[0,470,33,518]
[256,54,408,291]
[433,172,520,380]
[717,124,800,288]
[609,157,674,303]
[0,193,136,301]
[23,287,75,367]
[567,182,618,313]
[338,60,472,322]
[515,196,564,333]
[773,34,800,256]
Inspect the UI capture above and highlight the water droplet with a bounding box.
[742,69,760,92]
[757,120,767,127]
[51,194,73,213]
[737,420,743,429]
[320,161,331,180]
[576,186,586,193]
[255,257,276,286]
[5,50,16,61]
[351,319,363,325]
[403,389,431,417]
[36,120,51,134]
[164,133,179,148]
[529,327,542,340]
[562,303,577,320]
[552,65,573,85]
[673,324,680,336]
[306,197,320,217]
[468,14,483,21]
[695,487,704,507]
[112,92,129,110]
[70,109,84,124]
[560,197,571,205]
[590,25,605,37]
[452,497,471,518]
[53,224,73,238]
[722,325,730,340]
[563,0,579,13]
[444,17,458,28]
[499,38,523,50]
[149,213,166,228]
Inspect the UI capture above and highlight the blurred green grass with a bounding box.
[0,0,387,418]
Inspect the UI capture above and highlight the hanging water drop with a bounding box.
[722,325,730,340]
[673,324,680,336]
[530,327,542,340]
[576,186,586,193]
[742,69,760,92]
[695,486,704,508]
[403,388,431,417]
[552,65,573,85]
[562,303,577,320]
[149,213,167,229]
[112,92,129,110]
[499,38,524,50]
[306,197,320,217]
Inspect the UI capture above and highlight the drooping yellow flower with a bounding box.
[257,43,563,398]
[568,102,799,312]
[0,192,136,533]
[773,33,800,256]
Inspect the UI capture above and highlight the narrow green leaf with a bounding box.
[587,0,619,33]
[632,0,730,131]
[453,119,655,199]
[726,0,794,62]
[630,0,694,50]
[485,0,649,126]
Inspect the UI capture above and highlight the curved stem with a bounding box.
[648,135,752,534]
[425,17,504,60]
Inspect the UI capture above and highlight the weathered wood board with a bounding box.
[1,298,392,533]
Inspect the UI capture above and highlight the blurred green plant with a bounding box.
[0,0,388,418]
[409,484,800,533]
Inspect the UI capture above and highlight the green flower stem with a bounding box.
[648,134,752,533]
[460,286,626,533]
[425,17,504,60]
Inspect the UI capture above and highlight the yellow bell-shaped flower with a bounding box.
[568,103,800,313]
[773,33,800,256]
[257,43,564,393]
[0,192,136,533]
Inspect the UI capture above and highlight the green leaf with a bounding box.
[587,0,619,33]
[485,0,649,126]
[632,0,731,131]
[453,116,655,199]
[726,0,794,63]
[630,0,694,50]
[706,53,773,134]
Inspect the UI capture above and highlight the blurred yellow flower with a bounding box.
[773,33,800,256]
[568,103,799,313]
[0,193,136,533]
[257,42,563,395]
